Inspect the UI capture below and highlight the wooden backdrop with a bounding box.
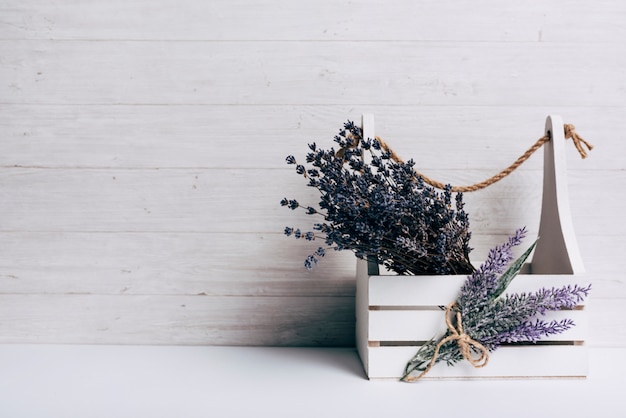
[1,0,624,347]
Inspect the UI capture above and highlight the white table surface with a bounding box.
[1,345,624,418]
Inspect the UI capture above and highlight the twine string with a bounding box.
[402,302,489,382]
[349,123,592,193]
[564,123,594,159]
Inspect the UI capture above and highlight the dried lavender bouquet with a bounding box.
[401,227,591,382]
[281,120,473,275]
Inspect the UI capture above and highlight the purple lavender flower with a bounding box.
[458,230,590,350]
[464,281,591,350]
[495,318,575,344]
[459,227,527,310]
[402,230,591,381]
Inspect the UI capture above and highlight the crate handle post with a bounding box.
[530,115,585,274]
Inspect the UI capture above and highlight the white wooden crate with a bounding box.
[355,114,589,380]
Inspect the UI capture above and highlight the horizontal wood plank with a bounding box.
[0,294,355,346]
[0,104,620,170]
[1,41,624,106]
[0,167,617,236]
[0,232,355,296]
[1,0,623,42]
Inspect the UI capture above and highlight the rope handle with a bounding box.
[372,123,593,193]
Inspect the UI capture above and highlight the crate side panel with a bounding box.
[355,261,370,375]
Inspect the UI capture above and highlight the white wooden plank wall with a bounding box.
[0,0,624,347]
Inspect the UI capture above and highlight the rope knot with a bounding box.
[403,302,489,381]
[444,303,489,368]
[563,123,594,159]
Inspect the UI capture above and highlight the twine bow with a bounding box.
[403,302,489,382]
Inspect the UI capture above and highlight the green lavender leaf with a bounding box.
[489,238,538,301]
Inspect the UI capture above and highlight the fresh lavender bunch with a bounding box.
[281,120,474,275]
[402,227,591,381]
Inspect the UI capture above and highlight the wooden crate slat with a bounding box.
[367,345,589,379]
[368,309,587,342]
[367,272,590,307]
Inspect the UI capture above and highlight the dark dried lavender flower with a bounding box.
[282,120,474,275]
[304,255,317,270]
